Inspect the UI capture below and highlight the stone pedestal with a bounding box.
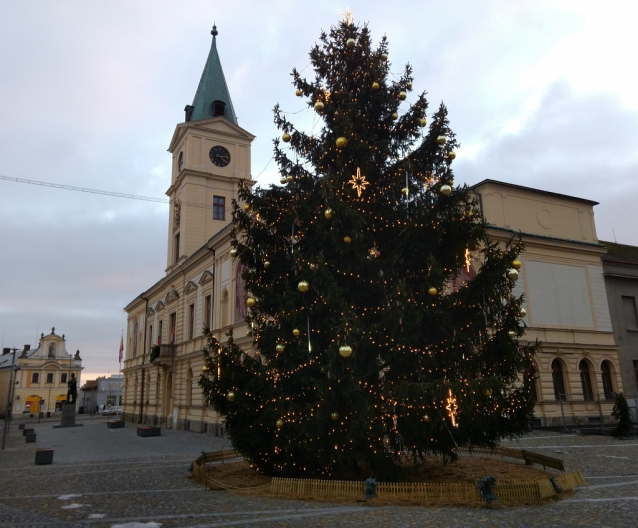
[53,403,83,428]
[61,403,76,427]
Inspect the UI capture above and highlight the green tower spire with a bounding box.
[185,25,237,124]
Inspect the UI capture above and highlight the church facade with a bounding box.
[122,27,625,433]
[0,328,83,417]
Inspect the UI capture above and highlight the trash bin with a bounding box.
[46,412,51,418]
[39,412,43,419]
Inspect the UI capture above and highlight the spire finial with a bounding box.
[211,24,218,37]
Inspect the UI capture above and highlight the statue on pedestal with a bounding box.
[66,373,78,405]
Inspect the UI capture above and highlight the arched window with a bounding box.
[178,152,184,172]
[579,360,594,401]
[601,361,614,399]
[186,368,193,407]
[132,321,139,357]
[551,359,567,401]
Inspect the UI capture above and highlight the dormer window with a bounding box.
[212,100,226,117]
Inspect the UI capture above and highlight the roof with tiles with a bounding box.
[601,240,638,265]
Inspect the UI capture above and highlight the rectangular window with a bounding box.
[46,372,54,383]
[170,312,177,344]
[634,360,638,391]
[158,320,163,346]
[213,196,225,220]
[61,373,67,383]
[148,324,153,352]
[174,232,180,263]
[188,303,195,340]
[622,296,638,330]
[205,294,212,332]
[31,372,39,383]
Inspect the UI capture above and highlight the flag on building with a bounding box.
[118,333,124,363]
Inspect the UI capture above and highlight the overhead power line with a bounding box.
[0,174,211,210]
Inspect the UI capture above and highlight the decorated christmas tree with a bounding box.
[200,17,536,479]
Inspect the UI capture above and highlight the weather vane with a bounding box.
[348,167,369,197]
[342,7,354,25]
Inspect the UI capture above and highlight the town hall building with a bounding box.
[122,26,626,433]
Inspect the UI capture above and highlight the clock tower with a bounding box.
[165,25,254,272]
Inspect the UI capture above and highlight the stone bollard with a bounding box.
[35,449,54,465]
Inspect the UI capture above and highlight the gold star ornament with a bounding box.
[348,167,369,197]
[342,8,354,25]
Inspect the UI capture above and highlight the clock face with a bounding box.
[209,146,231,167]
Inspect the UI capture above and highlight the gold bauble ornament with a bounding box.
[293,328,301,337]
[246,297,257,308]
[314,101,324,111]
[276,419,284,429]
[298,280,309,293]
[246,330,251,336]
[309,263,316,270]
[295,89,302,97]
[401,187,409,195]
[428,287,438,296]
[381,53,389,61]
[440,185,452,196]
[276,344,285,353]
[391,112,398,120]
[226,391,236,402]
[436,135,447,145]
[280,177,287,184]
[339,345,353,358]
[372,82,380,90]
[484,389,493,397]
[407,82,413,90]
[423,414,430,423]
[419,117,427,127]
[507,268,519,280]
[398,91,407,100]
[448,151,456,160]
[243,204,250,211]
[511,259,522,270]
[508,330,517,338]
[230,248,239,258]
[286,175,294,182]
[343,235,352,244]
[264,260,270,268]
[335,137,347,148]
[324,208,334,219]
[346,38,356,48]
[518,307,527,318]
[201,365,210,373]
[282,133,291,143]
[330,412,340,421]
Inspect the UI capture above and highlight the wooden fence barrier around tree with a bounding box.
[190,448,586,506]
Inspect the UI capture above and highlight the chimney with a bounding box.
[2,348,9,355]
[23,344,30,352]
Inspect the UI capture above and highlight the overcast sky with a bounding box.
[1,1,637,380]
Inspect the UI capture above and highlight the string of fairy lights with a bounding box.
[199,12,534,477]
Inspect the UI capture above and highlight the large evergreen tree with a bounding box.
[200,19,536,479]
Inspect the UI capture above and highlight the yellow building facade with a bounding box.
[0,329,83,417]
[472,180,623,426]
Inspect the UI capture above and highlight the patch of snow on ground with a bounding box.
[57,494,82,500]
[88,513,107,519]
[61,503,86,509]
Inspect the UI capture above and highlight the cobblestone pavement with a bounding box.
[1,418,637,527]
